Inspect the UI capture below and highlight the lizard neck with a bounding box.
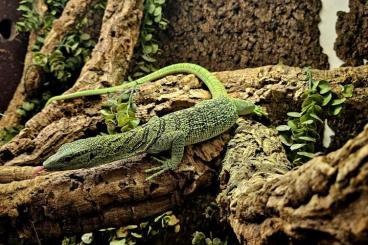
[231,98,256,115]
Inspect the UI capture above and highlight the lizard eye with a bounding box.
[63,156,72,162]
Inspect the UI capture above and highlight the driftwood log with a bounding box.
[0,64,367,244]
[0,0,108,130]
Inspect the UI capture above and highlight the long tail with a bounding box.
[46,63,227,105]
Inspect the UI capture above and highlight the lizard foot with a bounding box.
[145,156,175,180]
[254,105,268,116]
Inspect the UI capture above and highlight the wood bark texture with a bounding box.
[218,119,368,244]
[0,65,367,243]
[0,0,144,166]
[0,0,102,129]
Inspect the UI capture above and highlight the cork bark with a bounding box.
[0,0,144,166]
[1,65,367,167]
[0,65,367,243]
[218,119,368,244]
[0,0,119,130]
[156,0,329,71]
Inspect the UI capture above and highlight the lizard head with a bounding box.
[43,138,102,170]
[231,98,267,116]
[232,98,255,115]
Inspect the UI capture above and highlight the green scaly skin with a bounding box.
[43,63,264,179]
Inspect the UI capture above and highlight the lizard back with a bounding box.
[146,96,238,153]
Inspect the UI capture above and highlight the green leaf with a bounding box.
[22,102,34,111]
[18,5,31,12]
[143,45,152,54]
[302,119,314,125]
[154,14,162,22]
[279,135,292,146]
[151,43,159,53]
[116,103,128,111]
[109,240,126,245]
[81,233,93,244]
[133,72,144,77]
[318,80,331,94]
[300,113,311,123]
[159,20,168,29]
[297,151,315,158]
[290,143,306,151]
[276,125,290,131]
[100,110,115,120]
[342,84,354,97]
[131,232,142,238]
[298,136,316,142]
[302,98,315,111]
[310,113,323,123]
[144,33,153,41]
[331,106,343,116]
[74,48,83,56]
[311,79,319,91]
[154,0,165,4]
[148,3,156,14]
[287,120,298,130]
[139,64,151,73]
[80,33,90,40]
[309,94,324,105]
[331,98,346,106]
[141,54,156,63]
[322,92,332,106]
[310,104,322,113]
[154,6,162,16]
[71,42,79,51]
[16,108,26,116]
[116,114,130,127]
[287,112,301,118]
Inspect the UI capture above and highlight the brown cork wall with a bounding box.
[335,0,368,66]
[0,0,28,112]
[156,0,329,71]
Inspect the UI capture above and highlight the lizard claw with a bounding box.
[145,157,175,180]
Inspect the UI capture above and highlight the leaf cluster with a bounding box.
[100,89,140,134]
[0,126,24,145]
[192,231,227,245]
[16,99,41,117]
[5,0,104,145]
[62,211,180,245]
[131,0,169,78]
[33,29,95,82]
[16,0,68,33]
[277,69,353,165]
[100,0,169,134]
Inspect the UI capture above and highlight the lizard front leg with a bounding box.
[145,131,186,180]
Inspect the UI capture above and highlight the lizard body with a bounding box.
[43,63,263,179]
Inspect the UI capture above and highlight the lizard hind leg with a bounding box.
[145,131,186,180]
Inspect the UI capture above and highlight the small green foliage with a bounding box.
[16,0,42,32]
[100,87,140,134]
[0,126,24,145]
[131,0,169,78]
[192,231,227,245]
[9,0,105,144]
[101,0,168,134]
[63,211,180,244]
[33,26,96,82]
[16,97,50,122]
[277,69,354,165]
[17,0,68,33]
